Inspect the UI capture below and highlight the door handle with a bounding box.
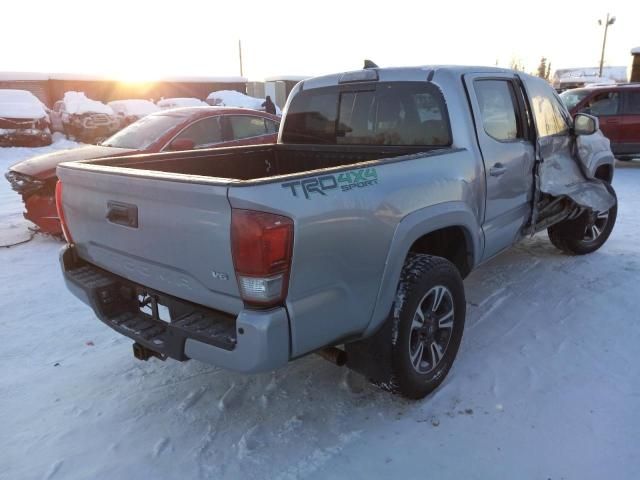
[489,163,507,177]
[106,201,138,228]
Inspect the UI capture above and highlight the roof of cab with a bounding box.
[301,65,517,90]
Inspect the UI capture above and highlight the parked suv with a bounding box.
[561,84,640,160]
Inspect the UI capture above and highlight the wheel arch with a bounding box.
[363,201,482,337]
[594,163,613,183]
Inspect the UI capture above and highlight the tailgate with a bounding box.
[57,165,243,315]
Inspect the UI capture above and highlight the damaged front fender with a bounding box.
[537,132,615,215]
[576,129,616,181]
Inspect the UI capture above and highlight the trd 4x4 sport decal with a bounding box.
[281,167,378,199]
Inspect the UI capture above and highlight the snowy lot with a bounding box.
[1,141,639,480]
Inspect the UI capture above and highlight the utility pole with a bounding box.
[238,40,244,77]
[598,13,616,78]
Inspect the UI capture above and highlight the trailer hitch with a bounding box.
[132,342,166,361]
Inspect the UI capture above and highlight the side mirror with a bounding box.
[168,138,195,151]
[574,113,599,136]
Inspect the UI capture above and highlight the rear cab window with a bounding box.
[281,82,452,146]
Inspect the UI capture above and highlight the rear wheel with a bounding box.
[389,254,466,399]
[548,185,617,255]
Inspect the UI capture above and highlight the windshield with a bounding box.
[101,114,185,149]
[281,82,451,146]
[559,89,590,111]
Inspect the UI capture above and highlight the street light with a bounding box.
[598,13,616,78]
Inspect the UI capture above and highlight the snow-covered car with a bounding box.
[156,97,208,110]
[6,107,279,235]
[206,90,282,115]
[108,99,159,128]
[0,89,52,147]
[50,92,119,143]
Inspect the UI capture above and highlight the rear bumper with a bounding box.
[60,245,290,373]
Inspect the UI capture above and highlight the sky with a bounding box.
[1,0,638,81]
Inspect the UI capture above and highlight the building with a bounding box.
[0,73,248,107]
[0,72,51,105]
[551,66,628,92]
[631,47,640,82]
[264,75,309,108]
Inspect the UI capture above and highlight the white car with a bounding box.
[206,90,282,115]
[0,89,51,146]
[108,99,159,127]
[156,97,208,110]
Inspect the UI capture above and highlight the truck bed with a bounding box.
[82,143,436,182]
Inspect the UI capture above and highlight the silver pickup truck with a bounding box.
[57,66,617,399]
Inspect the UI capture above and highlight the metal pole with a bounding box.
[238,40,244,77]
[598,13,609,78]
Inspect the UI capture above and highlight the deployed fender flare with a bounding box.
[362,201,482,338]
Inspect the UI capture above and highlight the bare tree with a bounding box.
[537,57,552,80]
[510,57,525,72]
[537,57,548,78]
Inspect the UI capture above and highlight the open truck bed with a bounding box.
[82,143,432,183]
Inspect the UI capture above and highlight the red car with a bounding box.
[5,107,280,235]
[560,84,640,160]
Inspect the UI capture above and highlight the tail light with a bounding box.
[55,181,73,244]
[231,209,293,308]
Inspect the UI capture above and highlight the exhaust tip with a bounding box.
[317,347,347,366]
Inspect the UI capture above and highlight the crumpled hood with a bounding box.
[9,145,136,179]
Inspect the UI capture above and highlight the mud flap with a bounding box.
[345,318,394,385]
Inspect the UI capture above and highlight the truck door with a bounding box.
[464,74,535,260]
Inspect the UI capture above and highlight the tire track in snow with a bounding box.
[274,431,362,480]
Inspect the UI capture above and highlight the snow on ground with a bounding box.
[1,144,639,479]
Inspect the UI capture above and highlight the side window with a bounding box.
[474,80,520,141]
[229,115,267,139]
[583,92,620,116]
[265,119,279,134]
[174,117,222,148]
[624,91,640,114]
[530,93,569,137]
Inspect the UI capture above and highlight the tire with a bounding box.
[547,184,617,255]
[389,254,466,399]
